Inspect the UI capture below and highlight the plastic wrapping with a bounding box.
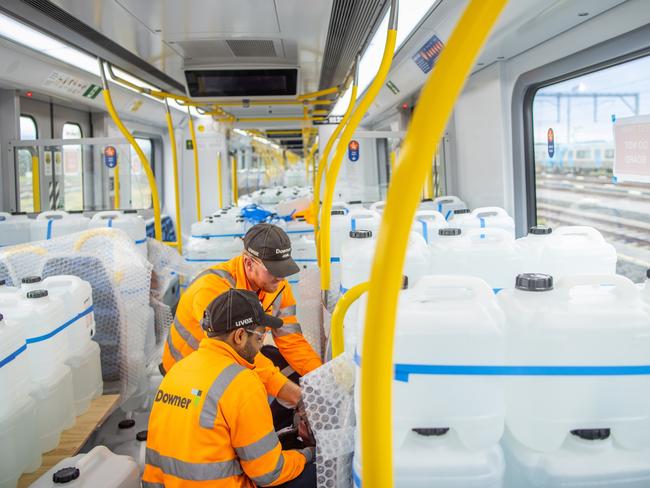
[0,228,151,404]
[301,352,356,488]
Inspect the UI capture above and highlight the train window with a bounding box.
[17,115,38,212]
[130,138,153,209]
[530,54,650,281]
[62,122,83,211]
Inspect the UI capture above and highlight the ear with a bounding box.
[232,328,246,345]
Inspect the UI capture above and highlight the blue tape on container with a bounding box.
[26,305,93,344]
[0,344,27,369]
[354,351,650,382]
[185,258,230,263]
[46,219,54,240]
[284,229,314,234]
[191,233,245,239]
[437,202,443,213]
[134,238,147,245]
[445,209,452,220]
[288,280,299,285]
[418,219,428,244]
[340,285,349,294]
[351,218,357,232]
[107,218,113,228]
[353,467,362,487]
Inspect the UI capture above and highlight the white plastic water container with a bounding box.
[412,210,448,244]
[0,279,19,295]
[446,208,471,224]
[502,428,650,488]
[456,207,516,237]
[284,218,314,241]
[30,445,140,488]
[349,209,382,235]
[89,211,147,255]
[0,289,75,453]
[0,212,31,247]
[329,209,352,264]
[516,226,553,273]
[353,432,505,488]
[0,312,41,486]
[432,196,467,219]
[185,235,243,264]
[431,228,523,291]
[498,273,650,452]
[538,226,616,279]
[30,210,89,241]
[43,275,102,416]
[355,275,506,450]
[290,235,318,297]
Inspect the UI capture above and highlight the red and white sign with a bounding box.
[613,115,650,183]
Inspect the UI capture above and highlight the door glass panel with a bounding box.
[62,123,83,210]
[17,116,37,212]
[531,55,650,281]
[130,138,153,209]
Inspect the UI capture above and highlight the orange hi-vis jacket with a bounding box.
[143,339,311,488]
[163,255,323,397]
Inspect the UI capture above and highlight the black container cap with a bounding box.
[646,268,650,279]
[571,428,610,441]
[0,279,5,286]
[68,210,84,214]
[118,419,136,429]
[347,200,362,204]
[412,427,449,436]
[453,209,470,215]
[529,225,552,235]
[136,430,148,442]
[27,289,48,299]
[11,211,27,215]
[296,217,306,222]
[402,275,409,290]
[421,198,433,202]
[350,230,372,239]
[331,209,345,215]
[0,313,3,321]
[53,467,80,484]
[439,228,461,236]
[515,273,553,292]
[123,209,138,214]
[22,276,42,284]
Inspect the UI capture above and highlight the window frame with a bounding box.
[62,121,83,139]
[511,24,650,235]
[19,114,38,140]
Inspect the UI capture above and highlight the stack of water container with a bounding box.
[88,210,148,257]
[185,208,245,264]
[0,275,103,486]
[353,275,506,487]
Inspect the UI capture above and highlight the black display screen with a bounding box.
[185,69,298,97]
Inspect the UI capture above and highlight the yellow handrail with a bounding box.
[297,85,340,101]
[217,154,223,209]
[231,154,239,204]
[313,76,358,266]
[359,1,507,487]
[113,158,120,209]
[306,142,318,186]
[31,153,40,212]
[187,107,202,221]
[164,99,182,254]
[98,59,162,241]
[331,281,370,357]
[389,150,396,172]
[320,0,398,293]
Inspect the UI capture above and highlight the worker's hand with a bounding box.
[294,402,315,447]
[276,379,301,408]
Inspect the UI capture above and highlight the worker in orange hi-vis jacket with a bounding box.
[162,223,323,427]
[144,288,316,488]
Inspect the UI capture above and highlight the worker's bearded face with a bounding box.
[245,256,283,293]
[239,327,265,363]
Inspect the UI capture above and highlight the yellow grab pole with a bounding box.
[313,77,358,266]
[217,154,223,209]
[331,281,370,358]
[164,99,183,254]
[297,85,340,101]
[98,59,163,241]
[320,0,398,293]
[113,161,120,209]
[31,153,40,212]
[187,107,202,221]
[360,2,507,487]
[231,154,239,204]
[389,150,396,172]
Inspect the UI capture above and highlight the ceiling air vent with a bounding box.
[226,39,277,57]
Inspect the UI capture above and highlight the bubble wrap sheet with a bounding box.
[301,352,356,488]
[0,228,151,404]
[296,267,326,358]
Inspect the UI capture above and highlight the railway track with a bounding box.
[537,177,650,203]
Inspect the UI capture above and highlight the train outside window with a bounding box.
[531,54,650,282]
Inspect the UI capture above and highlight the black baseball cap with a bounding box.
[243,223,300,278]
[201,289,283,336]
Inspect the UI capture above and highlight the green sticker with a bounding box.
[186,140,194,150]
[386,80,400,95]
[82,84,103,99]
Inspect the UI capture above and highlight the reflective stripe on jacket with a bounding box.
[162,255,323,396]
[143,340,311,487]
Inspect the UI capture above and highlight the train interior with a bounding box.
[0,0,649,486]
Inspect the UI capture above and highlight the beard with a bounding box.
[241,338,259,364]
